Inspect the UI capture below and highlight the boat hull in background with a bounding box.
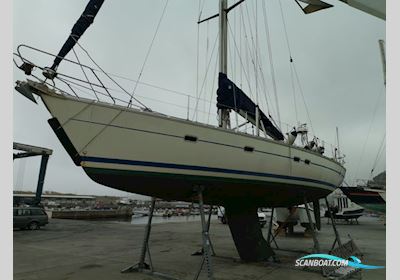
[340,187,385,214]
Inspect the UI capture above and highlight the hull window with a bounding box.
[244,146,254,152]
[184,135,198,142]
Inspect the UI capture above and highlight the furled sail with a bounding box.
[49,0,105,70]
[217,73,284,141]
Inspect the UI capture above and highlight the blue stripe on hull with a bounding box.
[83,167,332,207]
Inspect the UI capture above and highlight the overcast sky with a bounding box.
[12,0,385,197]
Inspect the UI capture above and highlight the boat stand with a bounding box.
[121,197,172,278]
[322,197,362,278]
[325,197,343,252]
[266,208,279,250]
[121,188,214,280]
[303,197,321,253]
[193,187,214,280]
[192,204,216,257]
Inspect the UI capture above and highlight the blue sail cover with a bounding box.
[217,73,284,141]
[50,0,105,70]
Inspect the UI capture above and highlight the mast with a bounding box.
[378,39,386,87]
[218,0,231,129]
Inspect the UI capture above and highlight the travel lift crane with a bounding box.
[13,142,53,206]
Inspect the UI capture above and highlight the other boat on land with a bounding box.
[340,186,385,214]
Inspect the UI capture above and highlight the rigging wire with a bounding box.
[127,0,169,107]
[228,17,279,130]
[227,21,254,104]
[195,0,207,121]
[241,3,276,119]
[71,47,99,101]
[369,133,386,179]
[195,0,202,121]
[353,86,385,182]
[60,75,216,119]
[72,40,149,109]
[98,72,193,97]
[204,21,210,123]
[278,0,293,56]
[289,57,299,124]
[261,0,281,128]
[20,41,195,98]
[278,0,314,135]
[292,64,314,136]
[191,32,219,120]
[207,51,219,125]
[57,76,142,108]
[59,66,217,110]
[254,0,259,106]
[228,28,240,129]
[244,3,258,101]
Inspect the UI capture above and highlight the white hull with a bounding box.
[27,81,345,206]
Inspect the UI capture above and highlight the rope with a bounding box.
[128,0,169,107]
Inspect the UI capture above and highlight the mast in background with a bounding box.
[378,39,386,87]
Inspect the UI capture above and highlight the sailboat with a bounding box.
[340,186,385,214]
[14,0,346,261]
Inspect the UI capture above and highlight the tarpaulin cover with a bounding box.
[217,73,284,140]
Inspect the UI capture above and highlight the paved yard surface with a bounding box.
[14,215,385,280]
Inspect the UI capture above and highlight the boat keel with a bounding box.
[224,201,274,262]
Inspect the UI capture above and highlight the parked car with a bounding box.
[13,207,49,230]
[217,207,267,227]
